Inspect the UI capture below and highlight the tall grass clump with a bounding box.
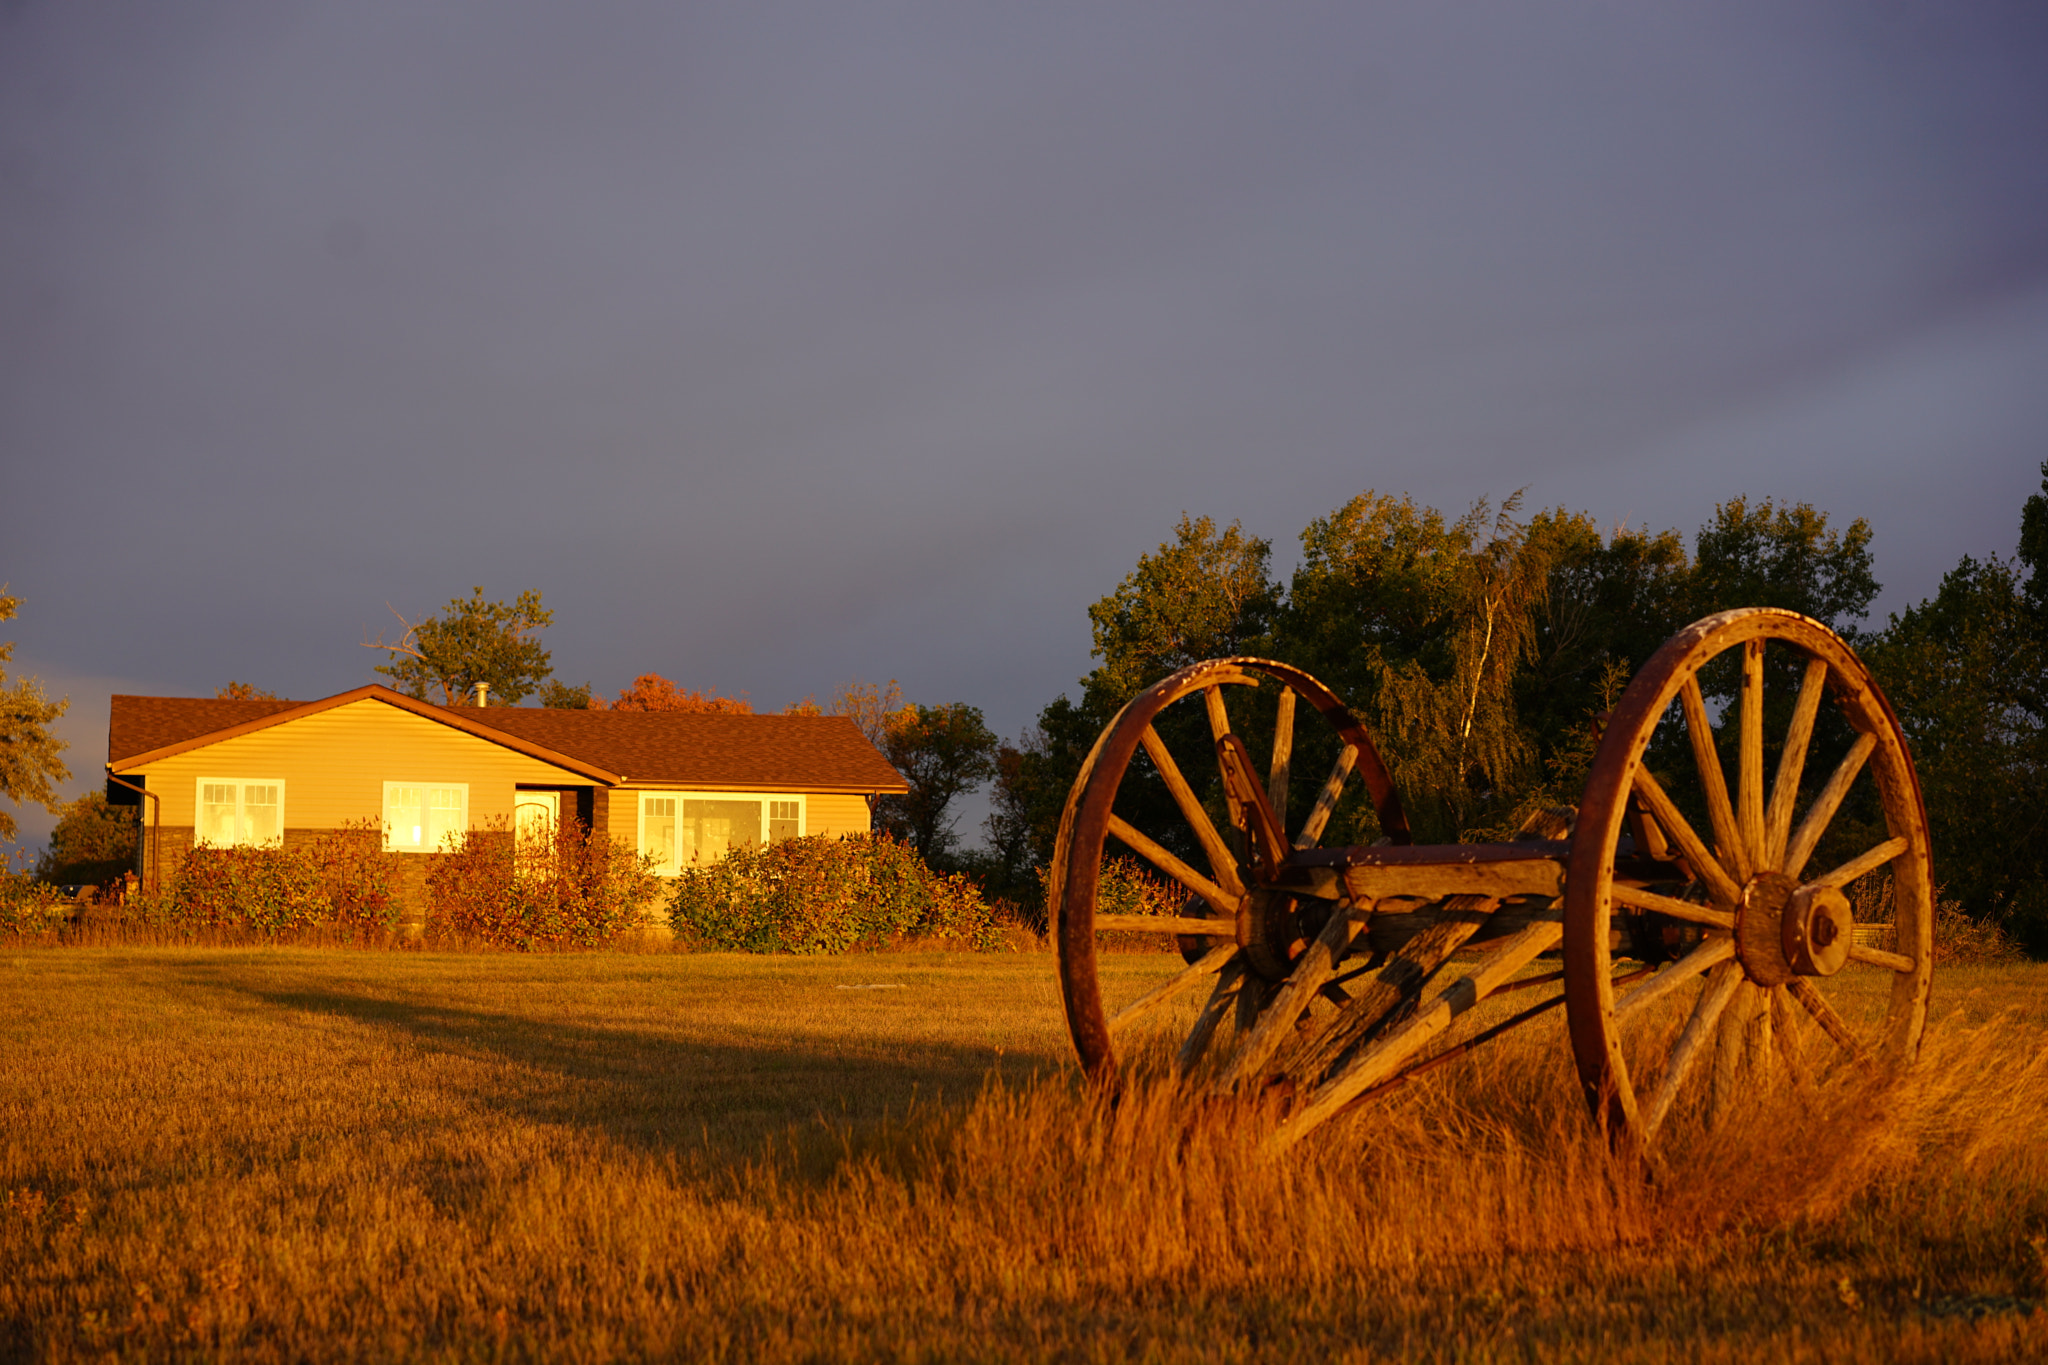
[427,820,660,950]
[127,821,403,938]
[669,832,1001,952]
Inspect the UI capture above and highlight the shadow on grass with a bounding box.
[200,971,1066,1180]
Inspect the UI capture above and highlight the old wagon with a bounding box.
[1049,608,1932,1155]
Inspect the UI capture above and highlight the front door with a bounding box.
[514,790,560,850]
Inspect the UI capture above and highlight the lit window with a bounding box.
[195,779,286,848]
[639,793,802,874]
[383,782,468,852]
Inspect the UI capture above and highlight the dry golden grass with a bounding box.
[2,948,2045,1362]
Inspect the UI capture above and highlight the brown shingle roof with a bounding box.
[108,695,304,765]
[461,708,906,792]
[106,690,907,794]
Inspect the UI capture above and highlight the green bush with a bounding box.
[0,851,68,935]
[427,820,660,950]
[131,821,402,937]
[669,833,1002,953]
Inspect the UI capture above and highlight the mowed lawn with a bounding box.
[4,947,2046,1363]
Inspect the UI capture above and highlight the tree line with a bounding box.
[976,472,2048,955]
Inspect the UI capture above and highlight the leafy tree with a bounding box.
[1688,496,1878,638]
[875,702,999,861]
[1866,463,2048,953]
[610,674,751,713]
[1084,514,1281,705]
[537,680,601,709]
[1281,493,1559,840]
[0,591,69,845]
[36,792,137,886]
[827,679,904,746]
[217,682,278,700]
[366,587,555,706]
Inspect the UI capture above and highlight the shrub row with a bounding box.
[427,822,661,950]
[669,832,1002,952]
[130,821,403,938]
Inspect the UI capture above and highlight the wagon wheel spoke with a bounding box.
[1177,958,1249,1074]
[1768,985,1809,1088]
[1110,943,1239,1037]
[1608,884,1735,931]
[1805,837,1910,894]
[1268,688,1294,829]
[1138,724,1246,899]
[1782,731,1877,882]
[1631,766,1743,907]
[1614,934,1735,1023]
[1641,959,1744,1139]
[1296,744,1358,849]
[1679,676,1748,883]
[1105,813,1241,920]
[1738,640,1768,876]
[1764,657,1830,870]
[1787,977,1870,1066]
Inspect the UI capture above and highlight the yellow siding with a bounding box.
[127,699,591,828]
[806,793,872,838]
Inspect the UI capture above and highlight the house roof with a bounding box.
[466,707,908,792]
[106,688,908,794]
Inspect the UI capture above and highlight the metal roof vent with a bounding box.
[473,682,490,707]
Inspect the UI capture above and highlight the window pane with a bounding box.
[426,787,465,851]
[199,784,238,847]
[768,800,799,843]
[243,785,281,846]
[643,797,677,874]
[388,786,424,849]
[683,800,760,864]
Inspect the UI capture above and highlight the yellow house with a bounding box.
[105,686,909,889]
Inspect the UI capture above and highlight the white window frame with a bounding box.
[381,781,471,853]
[193,778,287,849]
[636,791,806,876]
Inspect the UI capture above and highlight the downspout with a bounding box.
[104,771,161,896]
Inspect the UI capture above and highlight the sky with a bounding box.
[4,1,2046,854]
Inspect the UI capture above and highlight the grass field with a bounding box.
[3,947,2045,1362]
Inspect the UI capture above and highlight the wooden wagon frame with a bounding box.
[1049,608,1933,1155]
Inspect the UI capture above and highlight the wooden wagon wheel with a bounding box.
[1050,657,1410,1079]
[1563,608,1934,1156]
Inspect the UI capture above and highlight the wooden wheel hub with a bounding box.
[1783,884,1853,978]
[1735,872,1798,987]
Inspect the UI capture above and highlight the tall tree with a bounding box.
[216,682,278,700]
[1866,463,2048,952]
[610,674,751,713]
[365,587,555,705]
[875,702,999,861]
[537,680,601,709]
[1688,496,1878,638]
[1084,514,1281,706]
[37,792,137,886]
[827,679,905,746]
[0,591,69,845]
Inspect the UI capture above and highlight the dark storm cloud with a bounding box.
[4,1,2046,847]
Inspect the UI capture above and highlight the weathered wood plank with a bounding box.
[1271,919,1565,1150]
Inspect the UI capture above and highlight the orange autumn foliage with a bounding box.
[611,673,752,713]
